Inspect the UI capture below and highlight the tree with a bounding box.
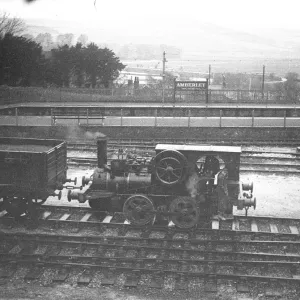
[25,40,126,88]
[77,34,88,46]
[84,43,99,88]
[23,33,34,40]
[282,72,300,103]
[145,71,174,98]
[84,43,126,88]
[97,47,126,88]
[0,33,43,86]
[70,43,85,87]
[0,12,25,38]
[269,72,300,103]
[35,33,54,50]
[49,45,73,87]
[56,33,74,47]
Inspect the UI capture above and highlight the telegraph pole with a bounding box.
[162,51,167,103]
[208,64,211,86]
[262,65,265,99]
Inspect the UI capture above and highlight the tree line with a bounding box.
[0,13,125,88]
[23,32,89,51]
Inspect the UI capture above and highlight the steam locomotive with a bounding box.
[68,136,256,228]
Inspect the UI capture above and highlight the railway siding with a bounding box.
[3,125,300,145]
[2,218,300,297]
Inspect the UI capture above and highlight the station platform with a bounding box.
[1,101,300,110]
[1,101,300,118]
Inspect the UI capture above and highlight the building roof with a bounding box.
[155,144,242,153]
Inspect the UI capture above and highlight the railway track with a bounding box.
[2,231,300,288]
[67,138,300,150]
[67,140,300,157]
[1,208,300,297]
[1,204,300,236]
[66,139,300,173]
[66,156,300,173]
[1,206,300,296]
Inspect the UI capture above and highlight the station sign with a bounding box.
[172,79,209,103]
[175,80,208,91]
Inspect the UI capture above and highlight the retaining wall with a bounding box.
[0,125,299,141]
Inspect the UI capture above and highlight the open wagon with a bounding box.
[0,137,74,217]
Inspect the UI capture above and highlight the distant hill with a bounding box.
[25,24,60,37]
[23,17,299,60]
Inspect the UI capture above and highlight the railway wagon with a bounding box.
[0,137,75,217]
[69,136,257,228]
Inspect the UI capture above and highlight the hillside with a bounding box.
[23,18,297,59]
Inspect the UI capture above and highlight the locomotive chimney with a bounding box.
[97,134,107,168]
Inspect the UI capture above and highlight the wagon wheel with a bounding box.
[123,195,156,226]
[3,197,27,218]
[153,150,187,186]
[169,196,199,229]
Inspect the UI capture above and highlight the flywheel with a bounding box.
[123,194,156,226]
[169,196,199,228]
[153,150,188,186]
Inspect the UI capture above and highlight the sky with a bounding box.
[1,0,300,31]
[1,0,300,60]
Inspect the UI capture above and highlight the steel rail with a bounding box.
[3,258,300,284]
[2,205,300,238]
[2,231,300,248]
[1,247,300,286]
[2,254,300,271]
[3,249,300,263]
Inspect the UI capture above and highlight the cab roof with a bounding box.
[155,144,242,153]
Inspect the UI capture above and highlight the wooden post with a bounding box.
[262,65,265,99]
[102,111,104,127]
[284,110,286,128]
[154,109,157,127]
[15,108,18,126]
[120,109,123,126]
[206,79,209,104]
[86,108,89,126]
[173,78,176,104]
[252,110,255,127]
[111,88,114,96]
[219,109,222,128]
[78,113,80,126]
[50,108,53,126]
[162,51,166,103]
[188,109,191,128]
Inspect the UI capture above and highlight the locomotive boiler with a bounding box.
[68,136,256,228]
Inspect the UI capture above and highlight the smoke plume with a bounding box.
[185,172,200,198]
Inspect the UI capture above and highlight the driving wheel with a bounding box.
[123,194,155,226]
[169,196,199,228]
